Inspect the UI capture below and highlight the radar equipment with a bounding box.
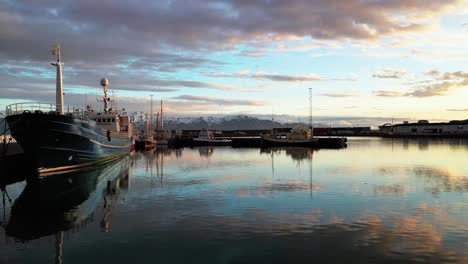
[100,78,110,113]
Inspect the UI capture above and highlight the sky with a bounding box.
[1,0,468,126]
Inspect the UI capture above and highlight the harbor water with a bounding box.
[0,137,467,263]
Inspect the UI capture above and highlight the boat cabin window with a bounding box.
[98,118,101,123]
[112,118,115,122]
[107,118,111,122]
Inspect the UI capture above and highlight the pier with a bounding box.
[166,129,347,149]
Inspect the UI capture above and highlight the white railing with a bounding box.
[5,102,91,120]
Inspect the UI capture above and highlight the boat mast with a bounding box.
[51,44,64,114]
[150,95,153,133]
[160,99,163,131]
[309,88,312,129]
[271,108,275,132]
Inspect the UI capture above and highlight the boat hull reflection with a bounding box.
[5,155,132,241]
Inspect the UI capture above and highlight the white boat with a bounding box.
[261,126,315,147]
[193,130,231,146]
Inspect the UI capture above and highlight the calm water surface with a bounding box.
[1,137,467,263]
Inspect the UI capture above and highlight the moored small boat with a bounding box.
[261,126,316,147]
[192,130,232,146]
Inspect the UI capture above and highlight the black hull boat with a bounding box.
[4,44,134,172]
[6,109,132,170]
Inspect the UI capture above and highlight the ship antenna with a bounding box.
[150,95,153,133]
[160,99,163,131]
[51,44,64,114]
[271,107,274,132]
[309,88,312,129]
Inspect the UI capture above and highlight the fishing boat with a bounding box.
[154,99,174,146]
[4,44,134,172]
[261,90,316,148]
[135,113,156,151]
[192,129,231,146]
[261,126,316,147]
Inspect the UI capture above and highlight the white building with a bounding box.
[380,120,468,136]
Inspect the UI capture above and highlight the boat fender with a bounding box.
[107,130,111,141]
[23,110,31,114]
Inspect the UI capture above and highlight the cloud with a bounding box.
[425,69,440,76]
[375,70,468,98]
[436,71,468,80]
[372,69,408,79]
[252,73,320,82]
[0,0,464,64]
[405,81,464,97]
[207,71,357,82]
[206,72,321,82]
[172,95,267,106]
[374,90,404,97]
[446,108,468,112]
[337,120,353,126]
[0,0,466,116]
[319,93,355,98]
[0,60,255,105]
[308,52,335,58]
[406,71,468,97]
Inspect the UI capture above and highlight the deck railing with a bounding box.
[5,102,91,120]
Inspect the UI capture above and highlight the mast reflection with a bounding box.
[261,147,314,162]
[261,147,316,197]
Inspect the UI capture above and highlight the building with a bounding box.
[313,127,372,136]
[379,120,468,136]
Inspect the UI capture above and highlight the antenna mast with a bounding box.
[51,44,64,114]
[150,95,153,132]
[309,88,312,128]
[271,107,275,131]
[160,99,163,131]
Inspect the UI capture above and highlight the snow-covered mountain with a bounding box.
[130,113,312,130]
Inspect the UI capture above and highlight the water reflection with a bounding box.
[376,165,468,196]
[198,147,214,158]
[0,138,467,263]
[2,156,131,241]
[261,147,314,162]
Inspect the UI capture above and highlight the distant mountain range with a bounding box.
[131,113,318,130]
[0,115,326,134]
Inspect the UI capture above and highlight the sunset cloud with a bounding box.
[374,91,404,97]
[0,0,467,122]
[0,0,464,62]
[375,71,468,98]
[320,93,355,98]
[172,95,267,106]
[206,72,321,82]
[407,71,468,97]
[372,69,408,79]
